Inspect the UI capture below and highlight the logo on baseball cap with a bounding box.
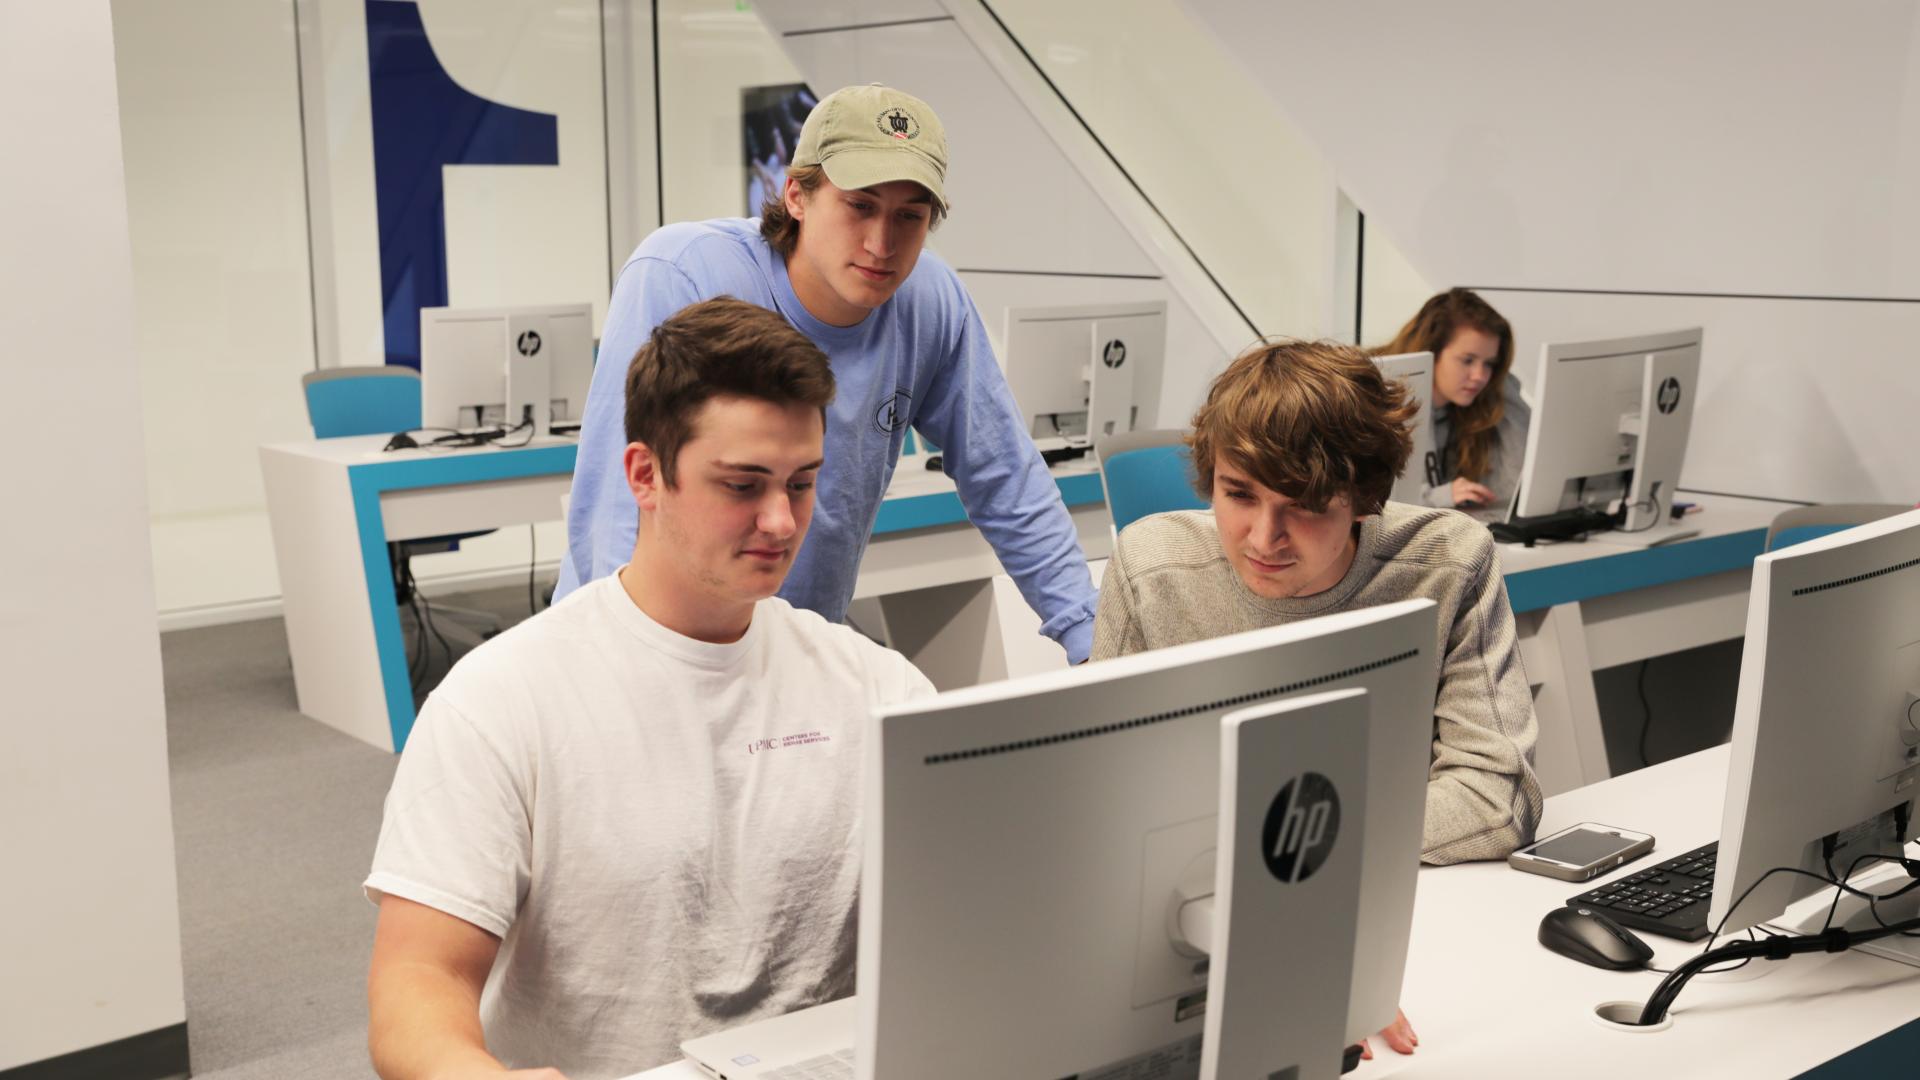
[791,84,948,211]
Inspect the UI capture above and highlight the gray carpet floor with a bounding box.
[163,585,534,1079]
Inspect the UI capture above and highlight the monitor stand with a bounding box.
[1766,856,1920,970]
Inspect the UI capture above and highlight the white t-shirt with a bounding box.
[365,573,934,1078]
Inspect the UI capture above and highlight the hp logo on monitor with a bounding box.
[1656,376,1682,415]
[1102,339,1127,369]
[1262,772,1341,883]
[516,330,543,357]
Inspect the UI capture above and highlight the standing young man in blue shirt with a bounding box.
[558,84,1100,662]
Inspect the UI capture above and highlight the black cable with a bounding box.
[408,592,434,687]
[1822,851,1920,934]
[1644,927,1759,975]
[1638,860,1920,1024]
[406,560,454,676]
[528,523,538,616]
[488,416,536,448]
[1635,659,1656,767]
[1612,481,1666,534]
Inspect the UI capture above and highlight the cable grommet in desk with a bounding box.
[1591,1000,1671,1033]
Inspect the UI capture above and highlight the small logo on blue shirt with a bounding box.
[876,389,910,434]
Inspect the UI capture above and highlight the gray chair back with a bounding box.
[1763,503,1909,553]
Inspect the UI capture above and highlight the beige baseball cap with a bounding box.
[790,84,949,211]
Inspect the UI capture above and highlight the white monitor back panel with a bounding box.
[420,308,508,430]
[1205,689,1371,1080]
[1087,306,1164,443]
[1372,351,1436,506]
[859,599,1437,1079]
[1622,342,1701,530]
[1515,328,1700,519]
[1713,509,1920,934]
[538,304,594,423]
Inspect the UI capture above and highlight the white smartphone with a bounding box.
[1507,822,1655,882]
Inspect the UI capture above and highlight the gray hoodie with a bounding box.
[1424,372,1532,522]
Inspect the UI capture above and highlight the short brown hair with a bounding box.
[624,297,836,487]
[757,163,947,257]
[1374,288,1513,482]
[1188,339,1416,516]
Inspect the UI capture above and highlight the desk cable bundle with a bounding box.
[1633,847,1920,1026]
[422,417,538,450]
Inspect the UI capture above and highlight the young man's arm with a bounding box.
[912,278,1099,662]
[1420,537,1544,864]
[368,896,562,1079]
[365,688,540,1076]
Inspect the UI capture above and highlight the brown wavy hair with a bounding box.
[1375,288,1513,482]
[624,298,836,487]
[758,163,948,257]
[1188,339,1417,516]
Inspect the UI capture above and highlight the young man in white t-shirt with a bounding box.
[364,298,935,1080]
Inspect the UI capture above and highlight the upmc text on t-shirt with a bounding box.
[747,730,833,755]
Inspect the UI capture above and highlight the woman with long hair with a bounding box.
[1376,288,1530,517]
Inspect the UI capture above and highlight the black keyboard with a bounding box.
[1566,841,1718,941]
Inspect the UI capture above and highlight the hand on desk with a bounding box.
[1358,1008,1418,1060]
[1451,478,1496,508]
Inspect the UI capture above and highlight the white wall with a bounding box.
[989,0,1343,343]
[657,0,808,223]
[115,0,317,624]
[0,2,188,1069]
[1179,0,1920,504]
[125,0,614,626]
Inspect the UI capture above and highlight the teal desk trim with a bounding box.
[1793,1016,1920,1080]
[1502,529,1767,613]
[873,471,1106,534]
[346,445,578,751]
[341,451,1100,749]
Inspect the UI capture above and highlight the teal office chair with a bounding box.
[1094,429,1209,536]
[301,366,423,438]
[299,367,501,667]
[1763,503,1909,553]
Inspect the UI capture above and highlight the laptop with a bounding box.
[678,996,857,1080]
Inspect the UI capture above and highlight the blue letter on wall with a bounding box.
[365,0,559,368]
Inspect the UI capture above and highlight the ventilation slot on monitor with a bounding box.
[1791,556,1920,597]
[923,648,1421,765]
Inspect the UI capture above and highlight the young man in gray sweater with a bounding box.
[1092,339,1542,866]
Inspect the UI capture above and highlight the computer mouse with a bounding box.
[923,454,944,472]
[1538,906,1653,970]
[383,431,419,452]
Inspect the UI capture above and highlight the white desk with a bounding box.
[260,435,580,753]
[1496,493,1790,794]
[626,746,1920,1080]
[259,436,1110,751]
[1356,745,1920,1079]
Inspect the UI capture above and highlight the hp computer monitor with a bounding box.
[857,599,1436,1079]
[1372,351,1438,506]
[1511,328,1702,531]
[1002,301,1165,449]
[419,303,594,433]
[1711,509,1920,965]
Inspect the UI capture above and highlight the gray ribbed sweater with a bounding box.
[1091,503,1542,864]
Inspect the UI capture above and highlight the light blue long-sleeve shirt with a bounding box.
[555,219,1098,662]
